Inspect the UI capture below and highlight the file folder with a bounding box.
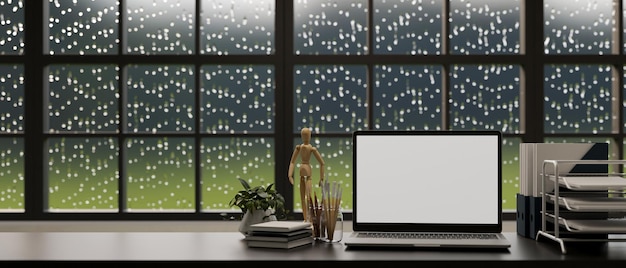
[516,194,529,238]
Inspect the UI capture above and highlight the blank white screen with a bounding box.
[355,134,499,224]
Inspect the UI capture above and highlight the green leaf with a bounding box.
[238,178,251,190]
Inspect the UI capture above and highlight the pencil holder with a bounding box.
[307,204,325,240]
[322,207,343,243]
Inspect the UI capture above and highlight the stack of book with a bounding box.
[244,221,313,249]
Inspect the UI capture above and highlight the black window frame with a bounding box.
[1,0,624,221]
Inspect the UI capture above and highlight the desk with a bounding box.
[0,232,624,266]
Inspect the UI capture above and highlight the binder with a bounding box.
[517,195,548,239]
[528,196,542,239]
[516,194,529,238]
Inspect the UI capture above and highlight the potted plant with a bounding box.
[229,178,288,235]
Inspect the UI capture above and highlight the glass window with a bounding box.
[125,0,195,55]
[0,65,24,133]
[126,65,195,133]
[47,0,119,55]
[293,0,368,55]
[373,0,442,55]
[200,65,275,133]
[544,64,614,134]
[47,64,119,133]
[0,137,24,211]
[125,137,195,211]
[449,0,521,55]
[544,0,614,55]
[0,0,24,55]
[200,0,275,55]
[449,64,521,133]
[47,137,118,211]
[293,65,368,132]
[373,64,444,130]
[502,137,520,210]
[0,64,24,211]
[201,137,275,211]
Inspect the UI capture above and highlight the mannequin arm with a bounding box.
[288,145,301,185]
[313,148,325,186]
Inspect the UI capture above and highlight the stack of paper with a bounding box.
[244,221,313,249]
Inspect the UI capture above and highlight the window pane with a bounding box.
[449,0,520,55]
[373,64,443,130]
[0,137,24,211]
[0,65,24,133]
[201,137,275,212]
[293,65,368,133]
[502,137,519,212]
[373,0,442,55]
[291,137,352,213]
[0,0,24,55]
[200,65,274,133]
[47,137,119,211]
[125,0,195,55]
[449,64,521,133]
[544,0,614,55]
[200,0,275,55]
[294,0,368,55]
[544,64,613,133]
[126,65,195,133]
[126,137,195,211]
[47,0,119,55]
[47,64,119,133]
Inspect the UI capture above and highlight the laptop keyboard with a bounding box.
[356,232,498,240]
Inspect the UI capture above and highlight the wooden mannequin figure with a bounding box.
[288,127,325,221]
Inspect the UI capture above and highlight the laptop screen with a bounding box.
[352,130,502,233]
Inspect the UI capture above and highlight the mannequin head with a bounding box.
[301,127,311,144]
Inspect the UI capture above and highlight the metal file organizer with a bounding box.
[536,159,626,254]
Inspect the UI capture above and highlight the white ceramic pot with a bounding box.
[238,208,277,236]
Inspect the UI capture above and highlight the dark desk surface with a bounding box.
[1,232,625,266]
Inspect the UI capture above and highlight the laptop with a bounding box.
[343,130,511,249]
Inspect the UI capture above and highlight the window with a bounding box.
[0,0,623,220]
